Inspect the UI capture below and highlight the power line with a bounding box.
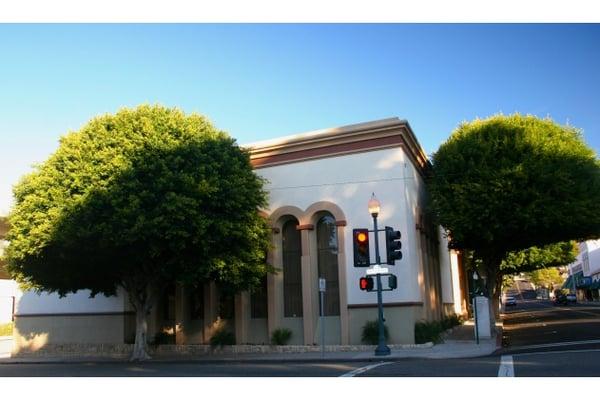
[266,176,415,191]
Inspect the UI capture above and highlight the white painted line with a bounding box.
[340,361,394,377]
[508,338,600,352]
[498,355,514,377]
[509,347,600,358]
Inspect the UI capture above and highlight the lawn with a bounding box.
[0,322,13,336]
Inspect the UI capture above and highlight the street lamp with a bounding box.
[369,193,390,356]
[472,270,479,345]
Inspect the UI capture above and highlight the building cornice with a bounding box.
[245,118,431,175]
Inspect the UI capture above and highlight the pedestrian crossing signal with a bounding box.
[359,276,374,291]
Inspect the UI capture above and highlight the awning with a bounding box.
[562,275,574,290]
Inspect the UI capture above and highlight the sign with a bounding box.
[366,265,389,276]
[319,278,326,292]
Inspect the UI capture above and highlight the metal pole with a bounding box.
[320,290,325,358]
[473,296,479,345]
[373,214,390,356]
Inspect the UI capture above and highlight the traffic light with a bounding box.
[385,226,402,265]
[388,274,398,290]
[359,276,374,291]
[353,228,370,267]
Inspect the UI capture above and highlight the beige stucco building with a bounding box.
[12,118,468,352]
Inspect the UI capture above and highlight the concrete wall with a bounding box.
[348,305,419,345]
[13,313,127,353]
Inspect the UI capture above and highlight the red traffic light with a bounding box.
[359,276,374,291]
[353,228,370,267]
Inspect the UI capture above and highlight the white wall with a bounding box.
[258,146,423,305]
[584,240,600,277]
[16,288,126,315]
[0,279,19,323]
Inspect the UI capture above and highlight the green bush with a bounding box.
[0,322,13,337]
[271,328,292,345]
[152,331,175,345]
[210,328,236,348]
[361,320,389,345]
[441,314,464,330]
[414,321,443,344]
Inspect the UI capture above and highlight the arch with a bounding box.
[303,201,346,225]
[268,205,304,227]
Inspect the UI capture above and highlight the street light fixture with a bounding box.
[368,193,381,217]
[369,193,390,356]
[472,270,479,345]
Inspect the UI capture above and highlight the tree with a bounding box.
[524,268,565,290]
[5,105,271,360]
[430,114,600,321]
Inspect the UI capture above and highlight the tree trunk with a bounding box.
[127,283,155,362]
[481,253,503,334]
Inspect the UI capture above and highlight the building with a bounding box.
[12,118,468,352]
[0,217,18,326]
[564,240,600,302]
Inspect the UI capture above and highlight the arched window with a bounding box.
[317,214,340,316]
[282,219,303,317]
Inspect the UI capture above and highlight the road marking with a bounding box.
[508,338,600,352]
[498,355,514,377]
[340,361,393,377]
[508,348,600,358]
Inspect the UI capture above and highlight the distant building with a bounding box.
[564,240,600,302]
[11,118,469,352]
[0,217,18,325]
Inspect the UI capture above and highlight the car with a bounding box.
[504,296,517,307]
[566,294,577,303]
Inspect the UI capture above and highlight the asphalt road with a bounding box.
[2,299,599,377]
[0,360,366,377]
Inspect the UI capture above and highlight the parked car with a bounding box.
[554,294,568,305]
[504,296,517,307]
[566,294,577,303]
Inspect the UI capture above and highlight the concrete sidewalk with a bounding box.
[0,320,502,364]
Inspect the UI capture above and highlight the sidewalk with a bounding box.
[0,320,502,364]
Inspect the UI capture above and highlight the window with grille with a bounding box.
[317,214,340,316]
[189,285,204,320]
[282,219,303,317]
[251,276,268,319]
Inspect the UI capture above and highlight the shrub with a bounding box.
[414,321,443,344]
[152,331,175,345]
[271,328,292,345]
[441,314,464,330]
[361,320,389,345]
[210,328,236,348]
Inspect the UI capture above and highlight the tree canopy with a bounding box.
[430,114,600,317]
[6,105,271,359]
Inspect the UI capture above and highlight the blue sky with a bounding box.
[1,23,599,213]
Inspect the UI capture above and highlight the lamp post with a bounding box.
[472,270,479,345]
[368,193,391,356]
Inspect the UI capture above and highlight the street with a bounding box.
[1,299,600,377]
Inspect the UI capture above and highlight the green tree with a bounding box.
[523,267,566,289]
[430,114,600,320]
[6,105,271,360]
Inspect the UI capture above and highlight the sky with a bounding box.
[1,23,599,214]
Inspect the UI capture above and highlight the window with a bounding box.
[162,284,176,321]
[190,285,204,320]
[251,276,268,319]
[218,292,235,320]
[282,219,303,317]
[317,214,340,316]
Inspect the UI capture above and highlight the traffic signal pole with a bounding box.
[372,213,391,356]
